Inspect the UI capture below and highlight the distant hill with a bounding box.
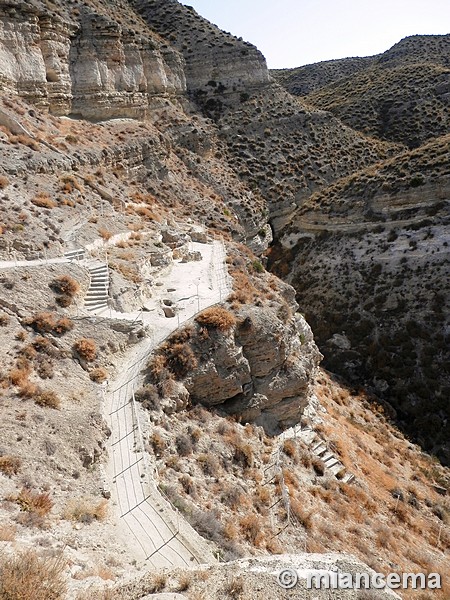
[272,34,450,148]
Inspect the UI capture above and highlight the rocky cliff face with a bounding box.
[130,0,269,93]
[0,0,186,119]
[186,306,321,433]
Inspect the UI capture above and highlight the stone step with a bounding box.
[85,296,108,303]
[89,268,109,276]
[324,457,340,469]
[85,293,108,300]
[342,473,355,484]
[65,249,85,259]
[312,444,327,457]
[329,463,346,476]
[322,452,335,463]
[88,282,109,288]
[86,302,108,311]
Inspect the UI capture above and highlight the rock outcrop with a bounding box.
[0,0,186,119]
[152,301,322,434]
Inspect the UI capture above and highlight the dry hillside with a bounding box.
[0,1,448,599]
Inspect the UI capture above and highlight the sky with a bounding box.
[181,0,450,69]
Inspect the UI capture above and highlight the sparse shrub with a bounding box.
[17,380,38,399]
[35,390,61,409]
[63,498,108,524]
[0,550,66,600]
[9,365,31,388]
[0,313,10,326]
[290,499,313,530]
[224,575,245,598]
[89,368,108,383]
[195,307,236,332]
[179,474,195,496]
[162,342,197,379]
[188,508,224,542]
[175,433,193,456]
[0,175,9,189]
[197,453,221,476]
[31,193,57,209]
[282,439,297,460]
[56,294,72,308]
[239,514,259,544]
[98,228,112,240]
[0,524,16,541]
[227,436,254,468]
[146,573,167,593]
[221,485,244,510]
[53,317,74,334]
[312,457,325,476]
[24,312,73,335]
[150,431,166,454]
[135,383,161,410]
[33,336,55,354]
[175,573,192,592]
[35,355,54,379]
[50,275,79,297]
[0,455,21,477]
[251,260,264,273]
[73,338,97,361]
[13,488,53,517]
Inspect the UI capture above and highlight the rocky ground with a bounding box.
[0,1,449,599]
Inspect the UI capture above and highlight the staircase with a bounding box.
[287,425,355,484]
[84,261,109,313]
[64,248,85,261]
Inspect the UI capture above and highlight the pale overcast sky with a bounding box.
[181,0,450,68]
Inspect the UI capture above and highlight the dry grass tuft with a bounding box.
[50,275,80,297]
[195,307,237,332]
[31,192,57,209]
[290,499,313,530]
[98,227,112,240]
[73,338,97,362]
[160,342,198,379]
[24,312,74,335]
[0,524,16,542]
[89,367,108,383]
[0,550,66,600]
[63,498,108,524]
[0,455,22,477]
[147,572,167,593]
[13,488,53,517]
[224,575,245,598]
[34,390,61,409]
[239,514,260,544]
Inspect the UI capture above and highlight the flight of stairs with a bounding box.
[84,261,109,313]
[297,426,355,484]
[64,248,86,261]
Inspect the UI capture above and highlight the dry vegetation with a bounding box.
[73,338,97,362]
[144,372,449,599]
[195,306,237,331]
[0,550,66,600]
